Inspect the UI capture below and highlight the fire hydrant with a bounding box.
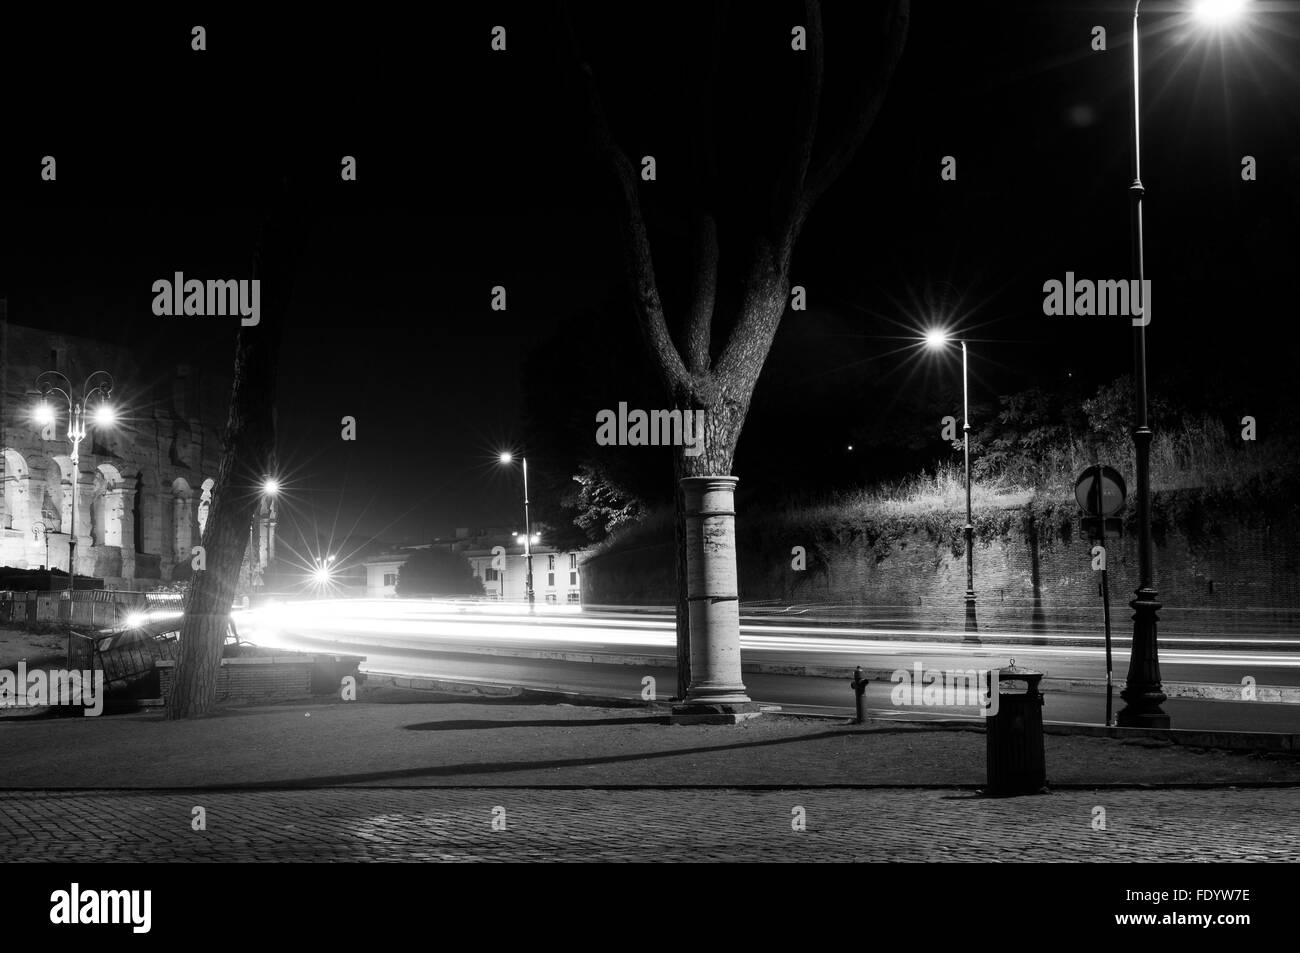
[850,666,869,724]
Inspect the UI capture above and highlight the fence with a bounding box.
[0,589,150,627]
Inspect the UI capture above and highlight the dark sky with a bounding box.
[3,3,1297,557]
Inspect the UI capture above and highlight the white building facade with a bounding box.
[364,532,582,604]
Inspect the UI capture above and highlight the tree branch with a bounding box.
[580,61,692,398]
[684,213,718,374]
[683,2,728,376]
[713,238,787,385]
[800,0,910,221]
[771,0,825,264]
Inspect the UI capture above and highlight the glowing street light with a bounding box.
[311,555,335,586]
[33,370,115,594]
[263,477,280,496]
[1191,0,1247,25]
[924,329,977,634]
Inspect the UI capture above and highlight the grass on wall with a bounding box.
[586,415,1296,561]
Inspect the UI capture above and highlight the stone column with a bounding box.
[672,476,760,725]
[173,496,193,562]
[114,486,136,582]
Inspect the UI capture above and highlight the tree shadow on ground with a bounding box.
[403,716,671,730]
[364,689,649,709]
[197,727,865,789]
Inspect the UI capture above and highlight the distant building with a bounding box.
[364,527,583,603]
[364,553,408,598]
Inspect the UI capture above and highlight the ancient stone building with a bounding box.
[0,301,275,589]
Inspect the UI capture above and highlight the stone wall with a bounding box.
[579,485,1300,635]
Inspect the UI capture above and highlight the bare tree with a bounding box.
[578,1,910,705]
[166,185,313,719]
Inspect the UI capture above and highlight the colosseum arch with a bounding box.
[91,463,127,548]
[2,448,32,532]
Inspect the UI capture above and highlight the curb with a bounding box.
[853,715,1300,752]
[364,644,1299,703]
[362,670,1300,752]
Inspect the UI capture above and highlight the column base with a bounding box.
[670,701,763,726]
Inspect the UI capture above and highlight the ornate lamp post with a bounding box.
[33,371,115,593]
[1119,0,1248,728]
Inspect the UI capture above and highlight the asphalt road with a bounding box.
[232,599,1300,732]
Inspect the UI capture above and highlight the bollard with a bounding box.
[850,666,869,724]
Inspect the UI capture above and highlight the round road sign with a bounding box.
[1074,465,1127,517]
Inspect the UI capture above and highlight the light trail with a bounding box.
[232,598,1300,671]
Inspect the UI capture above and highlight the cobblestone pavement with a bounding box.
[2,787,1297,861]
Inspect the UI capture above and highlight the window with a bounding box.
[547,555,555,571]
[383,572,398,587]
[569,553,577,569]
[547,572,555,587]
[569,571,578,586]
[485,567,499,581]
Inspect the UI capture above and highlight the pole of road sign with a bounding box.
[1091,467,1115,727]
[1079,464,1127,727]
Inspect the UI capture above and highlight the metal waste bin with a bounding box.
[985,661,1047,795]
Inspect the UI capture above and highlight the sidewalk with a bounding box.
[4,788,1296,862]
[1,688,1297,861]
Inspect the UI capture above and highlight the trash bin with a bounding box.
[985,661,1047,796]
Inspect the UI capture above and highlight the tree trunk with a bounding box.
[166,189,312,719]
[579,0,911,718]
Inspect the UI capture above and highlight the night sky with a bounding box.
[3,3,1297,559]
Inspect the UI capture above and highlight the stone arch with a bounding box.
[91,463,126,547]
[2,448,32,532]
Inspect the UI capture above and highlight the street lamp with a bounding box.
[499,452,535,608]
[1191,0,1246,24]
[312,555,335,586]
[34,370,115,593]
[1119,0,1248,729]
[32,522,51,579]
[924,330,977,633]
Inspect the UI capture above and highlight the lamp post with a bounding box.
[32,522,51,580]
[1119,0,1247,728]
[925,331,977,634]
[499,452,535,607]
[34,371,115,595]
[312,554,335,588]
